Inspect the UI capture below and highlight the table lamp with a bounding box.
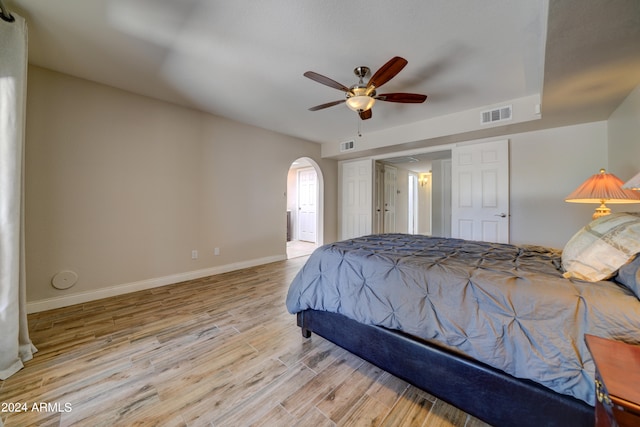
[565,169,640,219]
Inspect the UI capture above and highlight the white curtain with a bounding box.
[0,13,36,380]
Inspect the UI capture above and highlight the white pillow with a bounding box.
[562,212,640,282]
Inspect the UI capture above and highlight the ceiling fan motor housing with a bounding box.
[346,66,376,112]
[354,66,370,80]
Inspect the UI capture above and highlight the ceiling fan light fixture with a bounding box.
[346,95,375,112]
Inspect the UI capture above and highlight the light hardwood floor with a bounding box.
[286,240,317,259]
[0,257,492,427]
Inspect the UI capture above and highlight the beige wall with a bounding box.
[25,66,337,310]
[509,121,608,248]
[608,84,640,180]
[504,84,640,247]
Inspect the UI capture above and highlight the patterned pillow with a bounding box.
[562,212,640,282]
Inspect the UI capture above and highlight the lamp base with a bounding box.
[592,203,611,220]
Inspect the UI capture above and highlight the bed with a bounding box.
[286,214,640,427]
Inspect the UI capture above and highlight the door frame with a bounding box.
[371,144,457,235]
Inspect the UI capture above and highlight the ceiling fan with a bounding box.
[304,56,427,120]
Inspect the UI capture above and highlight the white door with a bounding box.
[374,163,384,233]
[340,159,373,240]
[442,159,452,238]
[408,173,418,234]
[383,165,397,233]
[298,168,317,242]
[451,140,509,243]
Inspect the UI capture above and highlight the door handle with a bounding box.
[495,213,507,218]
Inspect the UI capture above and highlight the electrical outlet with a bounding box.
[214,247,220,256]
[191,250,198,259]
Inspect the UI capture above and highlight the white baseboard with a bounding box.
[26,255,286,313]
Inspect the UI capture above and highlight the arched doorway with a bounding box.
[286,157,323,259]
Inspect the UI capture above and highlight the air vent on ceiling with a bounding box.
[340,140,355,152]
[481,105,512,125]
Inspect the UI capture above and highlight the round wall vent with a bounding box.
[51,270,78,290]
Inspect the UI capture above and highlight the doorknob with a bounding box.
[495,213,507,218]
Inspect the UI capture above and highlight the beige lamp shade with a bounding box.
[565,169,640,219]
[622,171,640,190]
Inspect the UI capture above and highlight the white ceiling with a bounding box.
[7,0,640,148]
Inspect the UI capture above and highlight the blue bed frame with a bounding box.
[297,309,594,427]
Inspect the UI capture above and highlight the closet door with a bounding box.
[383,165,397,233]
[374,163,384,234]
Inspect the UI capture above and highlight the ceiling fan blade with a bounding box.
[376,93,427,103]
[359,109,372,120]
[303,71,351,93]
[308,99,346,111]
[367,56,408,89]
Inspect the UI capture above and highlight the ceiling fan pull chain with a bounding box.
[357,116,362,137]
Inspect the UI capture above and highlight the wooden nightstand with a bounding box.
[585,334,640,427]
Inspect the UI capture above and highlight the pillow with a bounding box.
[615,254,640,299]
[562,212,640,282]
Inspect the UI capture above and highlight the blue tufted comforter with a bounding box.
[286,234,640,405]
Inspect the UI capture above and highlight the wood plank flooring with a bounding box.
[286,240,317,259]
[0,257,492,427]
